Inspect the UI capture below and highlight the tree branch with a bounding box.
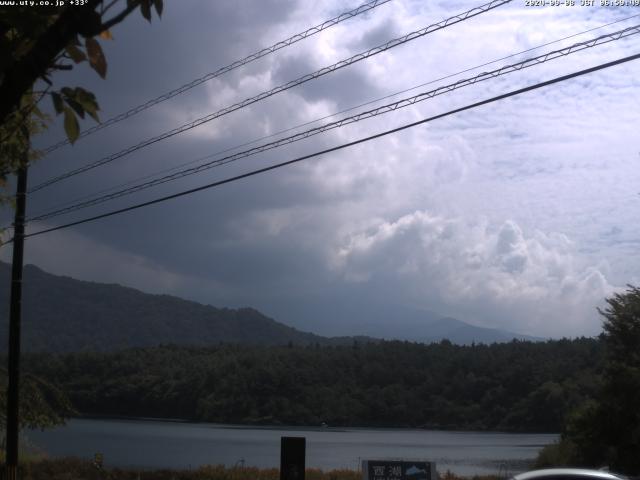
[0,0,141,126]
[101,0,121,16]
[0,2,100,124]
[100,1,140,31]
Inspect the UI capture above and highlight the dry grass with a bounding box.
[14,458,362,480]
[13,457,505,480]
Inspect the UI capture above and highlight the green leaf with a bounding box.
[74,86,93,98]
[18,93,31,110]
[153,0,163,17]
[65,44,86,63]
[74,87,97,105]
[140,0,152,22]
[74,88,100,123]
[51,92,63,114]
[84,109,100,123]
[13,38,36,59]
[85,37,107,79]
[32,104,47,121]
[65,97,85,119]
[63,107,80,144]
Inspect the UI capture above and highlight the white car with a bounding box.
[512,469,629,480]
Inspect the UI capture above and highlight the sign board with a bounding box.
[281,436,306,480]
[362,460,435,480]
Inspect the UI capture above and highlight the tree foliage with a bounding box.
[22,338,602,432]
[0,91,49,207]
[0,367,75,431]
[0,0,163,423]
[538,286,640,474]
[0,0,162,184]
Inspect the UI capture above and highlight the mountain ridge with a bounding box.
[0,261,540,351]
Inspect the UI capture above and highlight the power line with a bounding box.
[26,24,640,223]
[28,0,512,194]
[27,12,640,218]
[39,0,393,155]
[14,12,640,188]
[18,11,640,185]
[0,236,14,247]
[23,51,640,239]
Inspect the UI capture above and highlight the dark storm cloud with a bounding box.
[270,51,385,108]
[21,0,309,230]
[4,0,638,341]
[346,17,401,52]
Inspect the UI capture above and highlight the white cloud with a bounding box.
[330,210,616,337]
[9,0,640,340]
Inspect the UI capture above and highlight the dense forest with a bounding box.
[22,337,602,432]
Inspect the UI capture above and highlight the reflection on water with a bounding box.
[28,418,558,477]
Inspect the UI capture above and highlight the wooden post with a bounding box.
[5,164,28,480]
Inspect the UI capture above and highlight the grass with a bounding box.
[5,457,506,480]
[12,458,360,480]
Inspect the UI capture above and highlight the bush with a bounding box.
[534,439,577,468]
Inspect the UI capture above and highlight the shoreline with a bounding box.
[73,415,559,435]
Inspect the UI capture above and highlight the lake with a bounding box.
[27,418,558,477]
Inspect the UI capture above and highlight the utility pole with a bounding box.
[5,158,28,480]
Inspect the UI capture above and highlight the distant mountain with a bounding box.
[414,317,543,345]
[0,262,371,352]
[0,262,540,352]
[345,302,543,345]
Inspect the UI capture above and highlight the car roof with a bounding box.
[513,469,627,480]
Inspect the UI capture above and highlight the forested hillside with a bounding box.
[0,262,539,350]
[23,338,602,432]
[0,263,372,351]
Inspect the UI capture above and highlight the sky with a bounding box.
[2,0,640,339]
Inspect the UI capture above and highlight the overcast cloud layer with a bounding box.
[2,0,640,339]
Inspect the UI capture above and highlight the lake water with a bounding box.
[27,418,558,477]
